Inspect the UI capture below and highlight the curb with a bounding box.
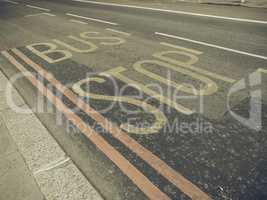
[0,68,104,200]
[197,1,267,8]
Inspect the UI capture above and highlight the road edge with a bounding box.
[0,65,104,200]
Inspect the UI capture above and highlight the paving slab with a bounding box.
[0,105,67,172]
[0,69,25,111]
[0,69,104,200]
[35,160,103,200]
[0,152,45,200]
[0,117,17,157]
[0,116,44,200]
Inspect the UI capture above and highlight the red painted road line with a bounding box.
[11,48,213,200]
[1,50,171,200]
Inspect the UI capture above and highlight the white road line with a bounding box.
[155,32,267,61]
[66,13,118,25]
[25,13,55,17]
[3,0,18,4]
[26,4,51,12]
[69,19,88,24]
[72,0,267,25]
[159,42,236,83]
[106,28,131,36]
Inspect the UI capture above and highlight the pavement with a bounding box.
[200,0,267,9]
[178,0,267,8]
[0,70,103,200]
[0,0,266,200]
[86,0,267,8]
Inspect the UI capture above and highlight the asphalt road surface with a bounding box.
[0,0,267,199]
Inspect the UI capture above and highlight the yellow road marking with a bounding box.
[100,66,194,115]
[6,49,213,200]
[53,36,97,53]
[2,50,171,200]
[72,77,167,134]
[133,59,218,96]
[156,32,267,60]
[158,42,236,83]
[258,68,267,73]
[80,31,126,46]
[27,42,72,63]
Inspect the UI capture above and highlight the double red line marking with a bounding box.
[2,49,212,200]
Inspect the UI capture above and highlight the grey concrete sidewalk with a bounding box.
[167,0,267,8]
[95,0,267,8]
[0,70,103,200]
[199,0,267,8]
[241,0,267,8]
[0,115,44,200]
